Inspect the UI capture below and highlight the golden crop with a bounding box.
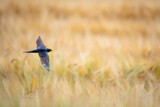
[0,0,160,106]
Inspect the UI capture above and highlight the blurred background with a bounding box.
[0,0,160,106]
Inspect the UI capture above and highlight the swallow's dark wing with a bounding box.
[38,51,50,72]
[36,36,47,49]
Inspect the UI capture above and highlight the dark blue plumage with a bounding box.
[24,36,52,72]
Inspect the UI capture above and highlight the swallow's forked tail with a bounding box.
[23,49,39,53]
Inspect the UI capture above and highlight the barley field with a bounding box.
[0,0,160,107]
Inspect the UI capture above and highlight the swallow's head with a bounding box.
[47,48,52,52]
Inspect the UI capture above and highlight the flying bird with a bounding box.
[24,36,52,72]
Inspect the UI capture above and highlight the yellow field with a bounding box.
[0,0,160,106]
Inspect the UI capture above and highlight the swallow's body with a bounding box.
[24,36,52,72]
[25,48,52,53]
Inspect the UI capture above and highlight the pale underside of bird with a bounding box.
[24,36,52,72]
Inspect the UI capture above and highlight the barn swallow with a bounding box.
[24,36,52,72]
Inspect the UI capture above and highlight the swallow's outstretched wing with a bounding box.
[38,51,50,72]
[36,36,47,49]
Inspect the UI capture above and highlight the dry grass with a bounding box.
[0,0,160,107]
